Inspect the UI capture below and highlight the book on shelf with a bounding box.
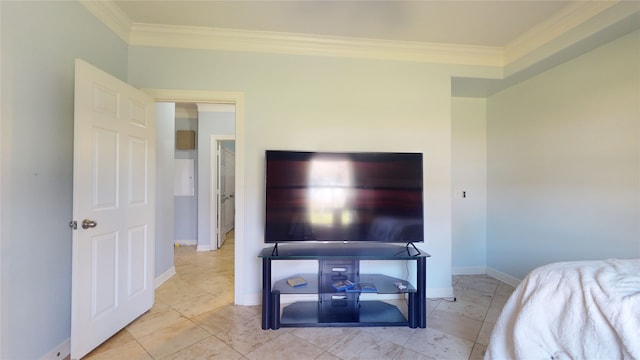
[345,282,377,293]
[331,279,355,291]
[286,276,307,287]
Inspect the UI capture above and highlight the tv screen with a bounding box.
[264,150,424,243]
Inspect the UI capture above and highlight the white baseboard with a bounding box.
[174,239,197,246]
[486,267,521,287]
[155,266,176,288]
[452,266,487,275]
[40,338,69,360]
[196,244,212,252]
[243,293,262,306]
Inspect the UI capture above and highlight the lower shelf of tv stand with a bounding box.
[278,301,409,328]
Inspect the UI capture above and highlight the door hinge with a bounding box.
[69,220,77,230]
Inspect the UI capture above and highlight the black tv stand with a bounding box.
[405,241,421,255]
[258,243,430,330]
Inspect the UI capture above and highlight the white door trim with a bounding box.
[210,135,235,251]
[141,89,245,306]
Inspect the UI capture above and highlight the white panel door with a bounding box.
[71,59,156,359]
[221,144,235,235]
[216,142,236,249]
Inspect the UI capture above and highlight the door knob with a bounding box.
[81,219,97,229]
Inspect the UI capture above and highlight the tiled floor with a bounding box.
[84,235,514,360]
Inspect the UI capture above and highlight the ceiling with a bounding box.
[103,1,639,96]
[113,0,572,48]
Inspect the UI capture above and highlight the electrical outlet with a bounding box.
[455,190,467,199]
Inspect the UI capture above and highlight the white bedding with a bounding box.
[485,259,640,360]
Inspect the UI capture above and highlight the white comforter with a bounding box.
[486,259,640,360]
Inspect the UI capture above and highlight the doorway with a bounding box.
[147,89,245,306]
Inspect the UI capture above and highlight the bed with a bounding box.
[485,258,640,360]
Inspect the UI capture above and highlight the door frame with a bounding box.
[210,135,235,250]
[143,89,245,305]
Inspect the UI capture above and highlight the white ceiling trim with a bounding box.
[80,0,502,67]
[129,23,504,67]
[504,1,616,67]
[81,0,624,70]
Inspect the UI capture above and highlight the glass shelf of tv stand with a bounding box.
[273,273,416,326]
[273,274,416,294]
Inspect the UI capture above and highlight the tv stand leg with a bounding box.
[261,258,272,330]
[408,292,418,328]
[271,291,280,329]
[416,257,426,328]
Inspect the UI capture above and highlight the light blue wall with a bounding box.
[127,47,456,301]
[174,117,198,243]
[156,103,176,277]
[451,97,487,272]
[0,2,128,359]
[486,29,640,279]
[197,110,235,250]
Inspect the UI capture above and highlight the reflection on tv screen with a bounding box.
[264,151,424,243]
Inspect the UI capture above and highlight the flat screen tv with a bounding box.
[264,150,424,244]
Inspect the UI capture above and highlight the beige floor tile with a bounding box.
[288,327,352,349]
[490,291,512,308]
[470,343,488,360]
[315,351,342,360]
[496,282,516,296]
[327,329,402,360]
[172,292,233,318]
[393,347,441,360]
[435,297,489,322]
[155,280,209,306]
[196,276,234,295]
[161,335,244,360]
[245,332,324,360]
[453,286,495,308]
[193,304,261,335]
[214,316,284,355]
[361,325,417,346]
[83,329,138,358]
[484,304,503,325]
[427,309,483,342]
[404,327,474,360]
[136,319,210,359]
[476,321,495,346]
[83,339,152,360]
[126,303,187,339]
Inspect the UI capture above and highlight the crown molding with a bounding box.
[79,0,502,66]
[196,103,235,113]
[504,1,617,68]
[82,0,631,70]
[129,23,504,67]
[79,0,132,43]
